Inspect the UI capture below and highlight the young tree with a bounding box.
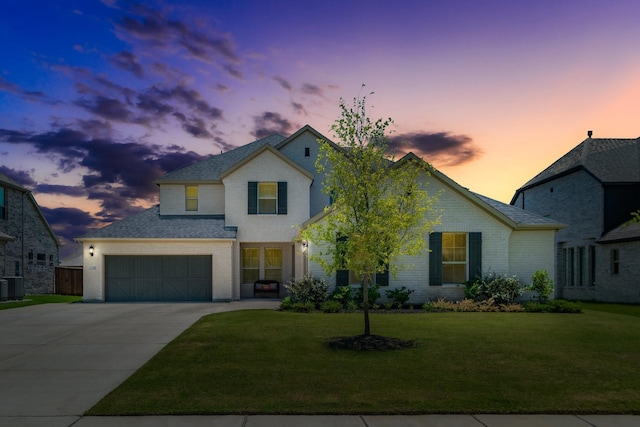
[302,93,440,337]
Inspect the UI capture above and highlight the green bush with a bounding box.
[284,275,329,306]
[385,286,414,308]
[320,300,343,313]
[331,285,353,308]
[354,283,381,307]
[528,269,554,303]
[291,301,316,313]
[467,272,525,304]
[524,300,582,313]
[278,296,294,311]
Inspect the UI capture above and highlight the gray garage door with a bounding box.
[105,255,212,302]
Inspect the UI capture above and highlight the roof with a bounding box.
[155,134,286,183]
[472,193,564,229]
[77,205,237,240]
[516,137,640,192]
[597,222,640,244]
[303,151,564,231]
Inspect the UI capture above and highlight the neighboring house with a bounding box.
[77,125,562,302]
[0,172,60,294]
[511,133,640,303]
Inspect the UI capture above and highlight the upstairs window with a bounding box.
[185,186,198,211]
[258,183,277,214]
[248,182,287,215]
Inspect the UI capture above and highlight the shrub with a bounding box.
[331,286,353,308]
[423,298,457,312]
[284,275,329,306]
[528,269,554,303]
[354,283,381,307]
[278,296,294,311]
[466,273,526,305]
[291,301,316,313]
[320,300,343,313]
[385,286,415,308]
[524,300,582,313]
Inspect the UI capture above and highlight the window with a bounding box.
[442,233,467,284]
[264,248,283,282]
[258,183,277,214]
[185,185,198,211]
[429,232,481,286]
[242,248,260,283]
[611,249,619,275]
[0,187,5,219]
[577,247,585,286]
[248,182,287,215]
[37,253,46,266]
[304,147,310,157]
[567,248,575,286]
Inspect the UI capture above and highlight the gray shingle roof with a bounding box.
[156,134,286,183]
[473,192,564,228]
[519,137,640,189]
[598,222,640,243]
[79,205,237,239]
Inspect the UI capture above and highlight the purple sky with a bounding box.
[1,0,639,256]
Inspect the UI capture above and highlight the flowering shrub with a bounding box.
[466,272,525,304]
[284,275,329,307]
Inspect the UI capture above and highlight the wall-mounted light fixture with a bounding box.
[301,240,308,252]
[89,245,94,257]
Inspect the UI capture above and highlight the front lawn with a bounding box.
[0,294,82,310]
[88,307,640,415]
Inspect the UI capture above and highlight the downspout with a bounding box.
[21,190,25,278]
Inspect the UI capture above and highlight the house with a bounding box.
[0,172,60,295]
[511,133,640,303]
[77,125,562,302]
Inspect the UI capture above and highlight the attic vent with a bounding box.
[587,130,593,138]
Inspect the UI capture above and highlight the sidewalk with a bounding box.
[4,414,638,426]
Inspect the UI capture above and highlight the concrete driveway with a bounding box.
[0,300,278,426]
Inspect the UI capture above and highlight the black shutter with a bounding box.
[248,182,257,214]
[429,232,442,286]
[277,182,287,215]
[336,270,350,286]
[376,267,389,287]
[468,232,482,280]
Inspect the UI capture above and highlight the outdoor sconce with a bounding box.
[89,245,94,257]
[301,240,308,252]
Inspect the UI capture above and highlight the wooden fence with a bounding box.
[55,267,83,296]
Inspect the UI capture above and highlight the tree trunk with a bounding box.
[362,275,370,336]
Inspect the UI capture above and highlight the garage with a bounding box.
[105,255,212,302]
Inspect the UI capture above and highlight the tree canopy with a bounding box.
[302,94,440,336]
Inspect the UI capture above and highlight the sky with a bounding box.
[1,0,640,257]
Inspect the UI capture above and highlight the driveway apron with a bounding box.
[0,301,278,420]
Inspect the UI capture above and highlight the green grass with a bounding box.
[577,301,640,318]
[88,306,640,415]
[0,294,82,310]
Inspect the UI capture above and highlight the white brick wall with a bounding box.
[307,170,558,304]
[159,184,225,215]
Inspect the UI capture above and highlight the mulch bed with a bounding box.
[326,334,415,351]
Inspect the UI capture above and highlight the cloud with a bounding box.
[75,95,138,123]
[39,206,98,247]
[300,83,324,97]
[34,184,86,197]
[389,131,483,167]
[109,50,144,78]
[0,165,36,187]
[251,112,298,139]
[114,4,241,78]
[0,127,207,221]
[273,76,292,91]
[0,76,56,104]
